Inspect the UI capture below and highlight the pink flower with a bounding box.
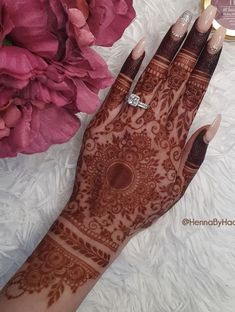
[0,46,80,157]
[0,43,113,157]
[0,0,136,157]
[87,0,136,46]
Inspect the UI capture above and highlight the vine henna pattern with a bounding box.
[4,236,99,308]
[3,13,223,309]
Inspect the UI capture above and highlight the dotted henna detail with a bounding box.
[4,236,99,308]
[62,124,184,252]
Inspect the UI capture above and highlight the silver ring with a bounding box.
[127,93,149,110]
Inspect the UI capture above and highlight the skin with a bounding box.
[0,13,223,312]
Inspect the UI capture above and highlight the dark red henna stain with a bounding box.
[155,26,187,62]
[194,48,222,77]
[132,26,187,106]
[167,44,222,148]
[4,236,99,308]
[51,220,111,267]
[107,162,134,189]
[186,130,208,168]
[120,51,145,80]
[179,19,212,57]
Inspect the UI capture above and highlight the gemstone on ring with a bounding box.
[127,93,140,107]
[127,93,149,110]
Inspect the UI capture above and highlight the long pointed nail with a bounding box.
[204,114,222,144]
[132,38,145,60]
[197,5,217,33]
[208,27,226,54]
[171,11,193,40]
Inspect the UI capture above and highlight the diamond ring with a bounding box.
[127,94,150,110]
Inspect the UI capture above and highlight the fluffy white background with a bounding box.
[1,0,235,311]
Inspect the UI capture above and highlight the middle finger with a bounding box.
[155,5,217,120]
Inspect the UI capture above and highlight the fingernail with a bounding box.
[132,38,145,60]
[207,27,226,54]
[68,8,86,28]
[171,11,193,39]
[197,5,217,33]
[203,114,222,144]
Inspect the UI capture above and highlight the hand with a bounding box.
[2,6,225,311]
[65,6,223,250]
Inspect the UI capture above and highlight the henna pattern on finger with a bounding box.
[179,130,208,195]
[132,27,187,110]
[153,20,212,121]
[121,51,145,80]
[167,47,222,148]
[88,46,145,130]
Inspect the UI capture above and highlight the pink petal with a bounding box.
[10,105,32,149]
[74,28,95,46]
[0,118,5,130]
[22,104,80,154]
[88,0,136,47]
[3,105,22,128]
[0,128,10,140]
[68,8,86,28]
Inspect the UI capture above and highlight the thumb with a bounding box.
[178,114,221,192]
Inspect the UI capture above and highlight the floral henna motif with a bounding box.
[132,27,187,108]
[62,124,182,251]
[4,236,99,308]
[167,48,221,148]
[88,74,133,129]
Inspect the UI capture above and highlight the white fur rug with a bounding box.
[1,0,235,311]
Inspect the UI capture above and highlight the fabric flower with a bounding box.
[0,46,80,157]
[0,0,136,157]
[87,0,136,46]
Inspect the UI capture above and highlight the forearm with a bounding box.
[0,202,125,312]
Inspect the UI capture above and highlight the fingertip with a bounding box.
[186,129,209,168]
[120,40,145,80]
[207,27,226,54]
[203,114,222,144]
[132,38,145,60]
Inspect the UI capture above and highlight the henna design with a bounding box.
[133,26,187,107]
[4,236,99,307]
[120,51,145,80]
[185,130,208,168]
[3,15,222,308]
[152,21,212,120]
[179,19,212,57]
[167,47,222,148]
[51,220,111,267]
